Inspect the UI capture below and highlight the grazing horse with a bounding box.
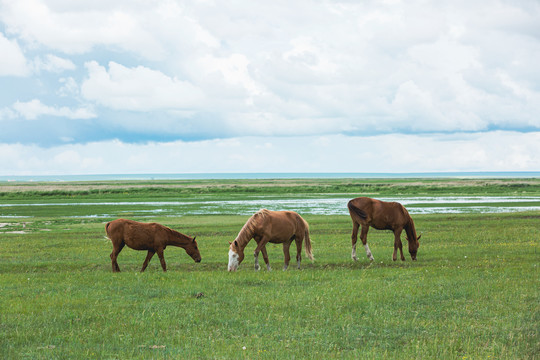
[105,219,201,272]
[228,209,314,272]
[347,197,421,262]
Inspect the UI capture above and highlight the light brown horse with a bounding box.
[227,209,314,271]
[347,197,420,262]
[105,219,201,272]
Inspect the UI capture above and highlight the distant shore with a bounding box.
[1,177,539,201]
[1,171,539,182]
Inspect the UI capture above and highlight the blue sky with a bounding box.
[1,0,539,175]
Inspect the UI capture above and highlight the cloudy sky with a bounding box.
[1,0,539,175]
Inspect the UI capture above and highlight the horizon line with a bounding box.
[1,171,539,182]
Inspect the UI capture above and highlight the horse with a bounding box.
[228,209,314,272]
[105,219,201,272]
[347,197,421,262]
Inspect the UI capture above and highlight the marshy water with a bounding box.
[1,196,540,219]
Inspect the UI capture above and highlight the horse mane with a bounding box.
[404,212,418,243]
[165,227,191,244]
[234,209,269,248]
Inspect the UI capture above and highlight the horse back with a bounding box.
[348,197,409,230]
[263,210,305,242]
[106,219,167,250]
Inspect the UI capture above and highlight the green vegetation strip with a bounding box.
[1,178,540,201]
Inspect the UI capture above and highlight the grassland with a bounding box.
[1,177,540,200]
[0,178,539,359]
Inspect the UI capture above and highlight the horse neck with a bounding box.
[404,217,417,243]
[234,210,268,250]
[166,230,191,248]
[234,216,260,250]
[234,225,254,250]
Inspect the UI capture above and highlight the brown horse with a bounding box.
[227,209,314,272]
[105,219,201,272]
[347,197,421,262]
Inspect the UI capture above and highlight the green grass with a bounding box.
[0,181,539,359]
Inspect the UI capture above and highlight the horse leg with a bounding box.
[351,222,359,261]
[156,248,167,272]
[254,253,260,271]
[295,236,303,269]
[141,250,155,272]
[261,245,271,271]
[110,241,125,272]
[253,237,261,271]
[253,238,268,271]
[393,229,405,261]
[360,225,374,261]
[282,242,291,270]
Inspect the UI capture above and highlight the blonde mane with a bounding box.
[234,209,269,249]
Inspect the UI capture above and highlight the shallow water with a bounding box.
[1,196,539,218]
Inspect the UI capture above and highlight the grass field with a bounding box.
[0,179,539,359]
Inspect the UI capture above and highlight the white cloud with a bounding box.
[0,0,160,56]
[0,32,29,76]
[32,54,76,73]
[282,37,339,76]
[1,132,539,175]
[0,107,16,120]
[80,61,204,111]
[407,36,481,74]
[1,0,539,168]
[0,32,75,76]
[11,99,95,120]
[0,0,217,60]
[198,53,263,99]
[57,77,79,97]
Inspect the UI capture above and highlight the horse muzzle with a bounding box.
[228,264,238,272]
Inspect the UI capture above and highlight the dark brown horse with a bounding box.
[105,219,201,272]
[348,197,420,262]
[228,209,314,271]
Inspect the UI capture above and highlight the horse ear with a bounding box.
[192,236,196,242]
[234,240,238,247]
[417,235,421,241]
[228,241,232,245]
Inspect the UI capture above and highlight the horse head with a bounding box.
[407,234,421,261]
[228,240,244,271]
[185,236,202,263]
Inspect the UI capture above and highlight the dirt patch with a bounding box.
[0,222,31,232]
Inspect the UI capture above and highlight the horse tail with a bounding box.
[105,221,113,240]
[302,218,314,261]
[347,200,367,220]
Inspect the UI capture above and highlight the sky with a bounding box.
[1,0,539,175]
